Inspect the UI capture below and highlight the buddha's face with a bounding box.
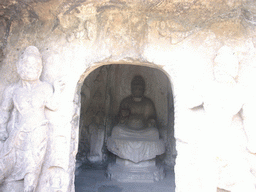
[131,76,145,98]
[17,55,42,81]
[131,84,144,98]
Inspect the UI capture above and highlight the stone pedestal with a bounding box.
[107,129,166,183]
[107,157,165,183]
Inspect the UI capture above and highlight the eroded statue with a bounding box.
[0,46,64,192]
[107,75,165,182]
[191,46,255,192]
[87,114,105,163]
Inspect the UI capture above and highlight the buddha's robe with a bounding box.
[107,95,165,163]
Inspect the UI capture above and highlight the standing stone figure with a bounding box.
[87,114,105,163]
[192,46,255,192]
[0,46,64,192]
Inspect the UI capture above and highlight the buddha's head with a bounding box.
[17,46,42,81]
[131,75,145,98]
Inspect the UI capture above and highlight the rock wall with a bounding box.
[0,0,256,191]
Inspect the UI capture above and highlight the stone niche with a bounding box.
[77,64,176,169]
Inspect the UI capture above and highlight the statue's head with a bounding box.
[131,75,145,98]
[17,46,42,81]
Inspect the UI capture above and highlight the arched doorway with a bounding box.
[75,64,176,191]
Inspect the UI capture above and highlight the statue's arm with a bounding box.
[117,98,130,122]
[145,99,157,127]
[0,86,14,141]
[45,79,65,111]
[148,101,157,120]
[119,98,129,110]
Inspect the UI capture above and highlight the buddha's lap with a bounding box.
[111,125,159,140]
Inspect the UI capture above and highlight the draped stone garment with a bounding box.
[0,112,48,182]
[107,124,165,163]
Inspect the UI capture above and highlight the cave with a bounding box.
[75,64,176,191]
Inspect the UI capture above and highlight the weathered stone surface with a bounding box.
[87,122,105,163]
[190,46,255,192]
[0,0,256,191]
[0,46,65,191]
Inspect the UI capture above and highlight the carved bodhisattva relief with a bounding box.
[0,46,65,192]
[191,46,256,192]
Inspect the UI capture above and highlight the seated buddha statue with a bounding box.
[107,75,165,182]
[111,75,160,140]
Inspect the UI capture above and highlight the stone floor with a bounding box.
[75,165,175,192]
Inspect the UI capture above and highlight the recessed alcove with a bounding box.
[75,64,176,191]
